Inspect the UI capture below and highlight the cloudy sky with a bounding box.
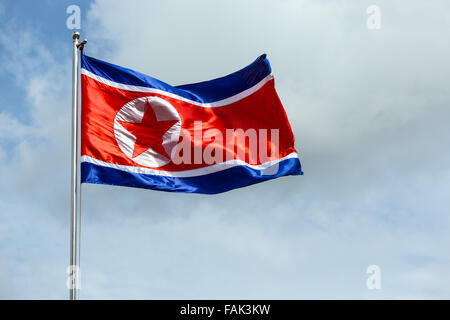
[0,0,449,299]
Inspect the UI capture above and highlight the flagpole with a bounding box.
[70,31,86,300]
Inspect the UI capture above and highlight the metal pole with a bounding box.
[70,31,80,300]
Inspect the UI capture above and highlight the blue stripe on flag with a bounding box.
[81,158,302,194]
[81,54,271,104]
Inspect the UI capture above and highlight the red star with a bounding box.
[118,100,178,159]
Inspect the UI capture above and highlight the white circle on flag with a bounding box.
[113,96,181,168]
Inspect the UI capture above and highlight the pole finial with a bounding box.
[72,32,80,40]
[77,39,88,50]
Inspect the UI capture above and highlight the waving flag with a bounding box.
[80,53,302,194]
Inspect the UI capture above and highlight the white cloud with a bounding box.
[0,21,72,299]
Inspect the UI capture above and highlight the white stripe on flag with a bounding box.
[81,153,299,178]
[81,68,274,108]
